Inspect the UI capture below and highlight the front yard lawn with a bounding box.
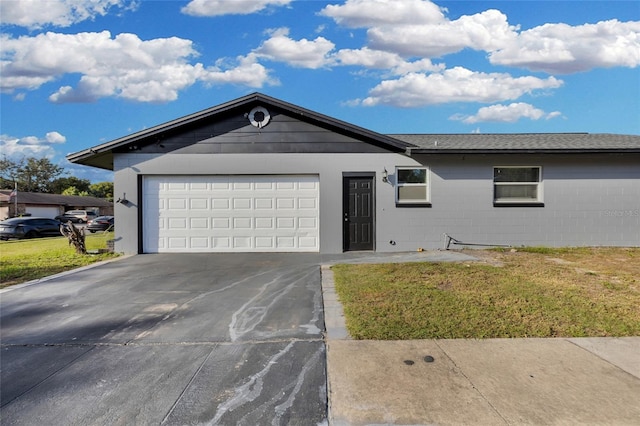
[0,232,119,289]
[332,247,640,339]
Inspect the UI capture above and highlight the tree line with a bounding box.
[0,156,113,201]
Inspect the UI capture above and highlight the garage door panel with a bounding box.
[168,198,187,210]
[255,237,275,248]
[190,237,209,249]
[277,198,295,209]
[255,198,273,209]
[233,198,252,209]
[213,237,230,248]
[212,199,230,210]
[190,198,208,209]
[190,218,209,229]
[144,175,319,253]
[189,182,208,191]
[255,217,274,229]
[212,218,230,229]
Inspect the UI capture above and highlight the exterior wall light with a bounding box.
[116,193,129,205]
[382,168,389,183]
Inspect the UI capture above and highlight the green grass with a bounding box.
[332,248,640,339]
[0,232,119,288]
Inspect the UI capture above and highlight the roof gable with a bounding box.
[68,93,411,170]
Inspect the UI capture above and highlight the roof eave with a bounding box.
[407,148,640,155]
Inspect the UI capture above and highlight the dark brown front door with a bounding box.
[343,175,375,251]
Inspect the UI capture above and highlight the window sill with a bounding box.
[396,202,432,208]
[493,202,544,207]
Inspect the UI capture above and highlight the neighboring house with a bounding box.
[0,191,113,220]
[67,93,640,254]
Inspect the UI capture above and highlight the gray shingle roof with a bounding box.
[67,93,640,171]
[0,191,112,207]
[388,133,640,153]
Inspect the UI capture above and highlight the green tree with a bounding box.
[62,186,89,197]
[89,181,113,200]
[0,156,113,197]
[51,176,92,194]
[15,157,64,193]
[0,156,22,189]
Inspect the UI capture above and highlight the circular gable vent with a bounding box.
[248,106,270,128]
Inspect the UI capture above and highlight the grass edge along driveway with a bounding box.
[332,247,640,340]
[0,232,119,289]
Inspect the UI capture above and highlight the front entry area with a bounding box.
[343,174,375,251]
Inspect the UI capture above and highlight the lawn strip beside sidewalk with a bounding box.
[332,248,640,339]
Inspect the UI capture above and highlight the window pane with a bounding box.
[494,167,539,183]
[495,184,538,200]
[398,168,426,184]
[398,185,427,201]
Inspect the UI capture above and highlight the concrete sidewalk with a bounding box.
[321,256,640,426]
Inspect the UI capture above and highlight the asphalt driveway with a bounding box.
[1,254,327,425]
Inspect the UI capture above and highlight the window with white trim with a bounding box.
[493,166,543,205]
[396,167,430,205]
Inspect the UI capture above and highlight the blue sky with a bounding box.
[1,0,639,183]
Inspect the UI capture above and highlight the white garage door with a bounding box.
[143,175,319,253]
[25,206,59,218]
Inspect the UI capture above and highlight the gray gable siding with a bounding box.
[127,110,393,155]
[70,93,410,169]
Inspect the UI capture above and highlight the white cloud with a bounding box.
[335,47,444,74]
[490,19,640,73]
[321,0,639,75]
[321,0,517,58]
[450,103,562,124]
[1,31,275,103]
[253,30,445,74]
[45,131,67,144]
[359,67,563,107]
[182,0,292,17]
[0,132,66,158]
[254,28,336,69]
[200,53,278,88]
[368,9,518,58]
[320,0,446,27]
[0,0,138,29]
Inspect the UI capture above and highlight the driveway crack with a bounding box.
[0,345,96,409]
[161,345,217,425]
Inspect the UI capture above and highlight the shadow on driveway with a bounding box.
[1,253,327,425]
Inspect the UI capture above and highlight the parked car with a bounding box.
[0,217,63,240]
[86,216,114,233]
[61,210,97,223]
[55,213,84,223]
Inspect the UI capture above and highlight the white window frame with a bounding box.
[395,166,430,205]
[493,166,543,206]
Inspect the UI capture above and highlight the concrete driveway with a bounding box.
[1,254,327,425]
